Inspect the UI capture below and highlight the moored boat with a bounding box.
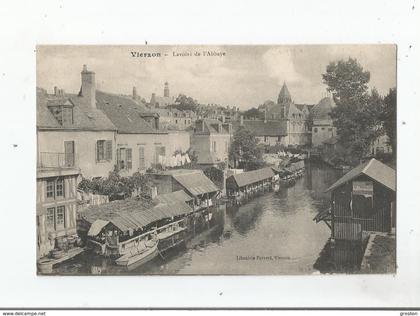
[115,239,159,266]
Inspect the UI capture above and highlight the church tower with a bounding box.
[277,82,292,105]
[277,82,292,118]
[164,81,170,98]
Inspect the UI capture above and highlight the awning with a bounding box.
[87,219,110,237]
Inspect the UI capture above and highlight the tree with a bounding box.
[171,94,198,112]
[243,107,264,120]
[322,58,383,164]
[229,127,265,171]
[382,87,396,157]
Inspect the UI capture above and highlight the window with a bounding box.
[175,119,178,124]
[212,141,217,152]
[64,141,75,167]
[45,178,65,199]
[328,128,333,132]
[46,180,55,198]
[56,178,64,197]
[96,140,112,162]
[46,208,55,227]
[49,106,73,126]
[314,128,318,133]
[117,148,132,170]
[56,206,65,228]
[139,146,145,170]
[278,136,281,142]
[185,119,187,124]
[225,141,228,153]
[264,136,268,142]
[45,206,66,230]
[155,146,166,164]
[321,127,325,131]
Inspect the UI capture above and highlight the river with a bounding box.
[55,161,343,275]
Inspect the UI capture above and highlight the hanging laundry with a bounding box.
[181,154,186,165]
[185,154,191,163]
[176,154,182,166]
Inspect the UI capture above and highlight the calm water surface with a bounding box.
[56,162,342,275]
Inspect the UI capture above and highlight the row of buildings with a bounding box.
[36,65,232,258]
[236,82,337,148]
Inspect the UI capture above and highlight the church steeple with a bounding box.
[277,81,292,105]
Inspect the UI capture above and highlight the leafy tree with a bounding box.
[229,127,265,170]
[243,107,264,120]
[322,58,384,164]
[382,87,396,157]
[171,94,198,112]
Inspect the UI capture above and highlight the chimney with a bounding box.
[80,64,96,108]
[264,108,267,123]
[240,115,244,126]
[164,82,170,98]
[132,86,137,99]
[53,86,58,96]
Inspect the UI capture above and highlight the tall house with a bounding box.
[37,65,118,179]
[191,119,232,168]
[311,97,336,147]
[36,159,80,258]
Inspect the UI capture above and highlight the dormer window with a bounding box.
[48,101,74,126]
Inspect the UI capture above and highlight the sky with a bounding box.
[37,45,396,109]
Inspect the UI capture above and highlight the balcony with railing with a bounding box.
[37,152,78,169]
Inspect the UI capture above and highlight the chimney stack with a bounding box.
[264,108,267,123]
[80,64,96,108]
[53,86,58,96]
[240,115,244,126]
[132,86,137,99]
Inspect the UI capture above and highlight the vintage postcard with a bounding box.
[36,45,396,275]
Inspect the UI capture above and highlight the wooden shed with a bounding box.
[324,158,396,241]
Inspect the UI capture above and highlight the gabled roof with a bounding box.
[194,119,230,135]
[95,91,166,134]
[167,169,220,196]
[326,158,396,192]
[233,120,288,137]
[37,89,117,131]
[229,167,275,187]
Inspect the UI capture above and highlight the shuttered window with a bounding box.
[105,140,113,161]
[126,148,132,170]
[139,146,145,170]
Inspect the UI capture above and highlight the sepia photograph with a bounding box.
[35,45,397,276]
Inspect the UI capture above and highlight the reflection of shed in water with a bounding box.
[315,158,396,241]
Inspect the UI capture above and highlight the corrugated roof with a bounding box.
[156,190,193,204]
[81,198,193,233]
[171,170,220,196]
[233,120,288,137]
[95,91,166,134]
[326,158,396,192]
[229,167,275,187]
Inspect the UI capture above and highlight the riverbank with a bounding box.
[360,233,396,274]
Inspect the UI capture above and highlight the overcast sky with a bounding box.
[37,45,396,109]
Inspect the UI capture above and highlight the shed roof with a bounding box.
[229,167,275,188]
[156,190,193,204]
[326,158,396,192]
[81,198,193,233]
[170,170,220,196]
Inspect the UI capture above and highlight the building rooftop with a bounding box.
[233,120,288,137]
[326,158,396,192]
[228,167,275,188]
[95,91,166,134]
[37,89,117,131]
